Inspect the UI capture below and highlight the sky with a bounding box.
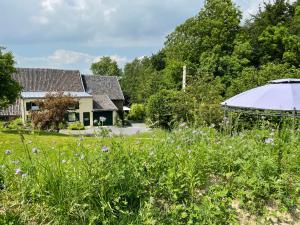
[0,0,287,73]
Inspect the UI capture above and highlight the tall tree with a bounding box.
[0,48,21,109]
[244,0,296,66]
[90,56,121,76]
[165,0,241,72]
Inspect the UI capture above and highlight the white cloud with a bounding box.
[41,0,62,12]
[15,49,129,73]
[48,49,91,64]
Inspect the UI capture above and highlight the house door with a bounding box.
[83,112,90,126]
[93,111,113,126]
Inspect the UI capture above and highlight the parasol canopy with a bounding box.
[221,79,300,112]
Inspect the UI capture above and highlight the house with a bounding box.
[0,68,125,126]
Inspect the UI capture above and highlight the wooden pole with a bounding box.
[182,65,187,91]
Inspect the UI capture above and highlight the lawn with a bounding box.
[0,127,299,224]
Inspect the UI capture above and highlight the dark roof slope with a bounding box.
[13,68,84,92]
[93,95,118,111]
[82,75,124,100]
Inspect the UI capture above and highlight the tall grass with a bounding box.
[0,126,299,224]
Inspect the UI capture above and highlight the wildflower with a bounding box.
[22,173,28,178]
[77,142,81,147]
[51,146,55,150]
[192,130,198,135]
[210,123,215,128]
[80,154,85,160]
[176,146,181,150]
[179,123,187,128]
[99,117,107,123]
[265,138,274,144]
[102,146,109,152]
[28,140,33,144]
[15,168,22,175]
[11,160,20,165]
[0,165,5,169]
[32,147,39,154]
[61,159,67,164]
[5,150,12,155]
[188,150,192,154]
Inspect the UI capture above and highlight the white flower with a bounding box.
[61,159,67,164]
[99,117,107,122]
[265,138,274,144]
[5,150,12,155]
[22,173,28,178]
[28,140,33,144]
[32,147,39,154]
[11,160,20,165]
[80,154,85,160]
[187,150,192,154]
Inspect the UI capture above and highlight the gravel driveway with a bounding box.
[60,123,151,136]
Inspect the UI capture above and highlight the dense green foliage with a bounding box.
[0,48,21,109]
[127,104,146,121]
[121,0,300,128]
[91,56,121,76]
[0,127,299,224]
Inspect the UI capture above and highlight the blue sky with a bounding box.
[0,0,284,73]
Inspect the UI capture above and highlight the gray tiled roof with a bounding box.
[82,75,125,100]
[93,95,118,111]
[0,98,21,116]
[13,68,84,92]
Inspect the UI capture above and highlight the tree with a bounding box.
[90,56,121,76]
[30,92,78,131]
[146,90,193,129]
[0,48,21,109]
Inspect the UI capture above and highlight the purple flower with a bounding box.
[15,168,22,175]
[5,150,12,155]
[102,146,109,152]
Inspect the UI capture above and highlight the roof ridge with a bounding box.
[16,67,81,73]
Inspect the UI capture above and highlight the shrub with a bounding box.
[7,117,23,130]
[127,104,146,121]
[146,90,193,129]
[67,122,85,130]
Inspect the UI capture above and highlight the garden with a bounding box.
[0,122,299,224]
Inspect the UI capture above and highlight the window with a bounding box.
[68,112,80,122]
[68,113,76,122]
[26,102,39,111]
[26,115,31,122]
[68,102,79,110]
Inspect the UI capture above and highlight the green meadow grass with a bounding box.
[0,128,299,224]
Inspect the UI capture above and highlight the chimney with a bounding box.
[182,65,187,91]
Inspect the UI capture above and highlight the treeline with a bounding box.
[121,0,300,128]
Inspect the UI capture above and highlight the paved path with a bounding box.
[60,123,151,136]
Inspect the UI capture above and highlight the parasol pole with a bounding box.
[293,107,296,131]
